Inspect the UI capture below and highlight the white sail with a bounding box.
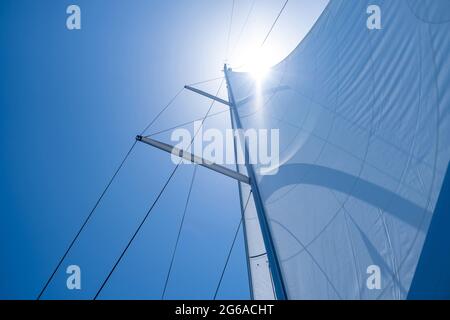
[227,0,450,299]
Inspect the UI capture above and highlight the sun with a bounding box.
[248,57,270,80]
[235,46,279,81]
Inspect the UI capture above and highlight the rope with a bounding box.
[94,80,224,299]
[213,191,252,299]
[161,165,198,299]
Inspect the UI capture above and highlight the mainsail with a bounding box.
[226,0,450,299]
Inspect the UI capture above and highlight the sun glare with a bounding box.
[248,57,270,80]
[236,47,279,81]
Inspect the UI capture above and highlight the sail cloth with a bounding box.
[227,0,450,299]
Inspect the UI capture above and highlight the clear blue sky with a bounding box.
[0,0,327,299]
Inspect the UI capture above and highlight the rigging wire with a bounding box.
[145,76,230,138]
[214,220,243,299]
[213,191,252,299]
[260,0,289,48]
[145,83,263,138]
[187,76,224,87]
[225,0,236,61]
[145,109,230,138]
[37,87,185,300]
[229,0,289,71]
[94,80,224,300]
[37,141,137,300]
[229,0,257,62]
[140,87,185,136]
[94,162,179,300]
[161,165,198,299]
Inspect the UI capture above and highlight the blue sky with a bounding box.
[0,0,328,299]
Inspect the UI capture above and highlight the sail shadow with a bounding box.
[350,217,408,298]
[260,163,430,232]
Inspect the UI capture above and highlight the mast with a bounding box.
[226,91,255,300]
[224,64,288,300]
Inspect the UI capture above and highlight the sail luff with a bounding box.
[224,64,288,300]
